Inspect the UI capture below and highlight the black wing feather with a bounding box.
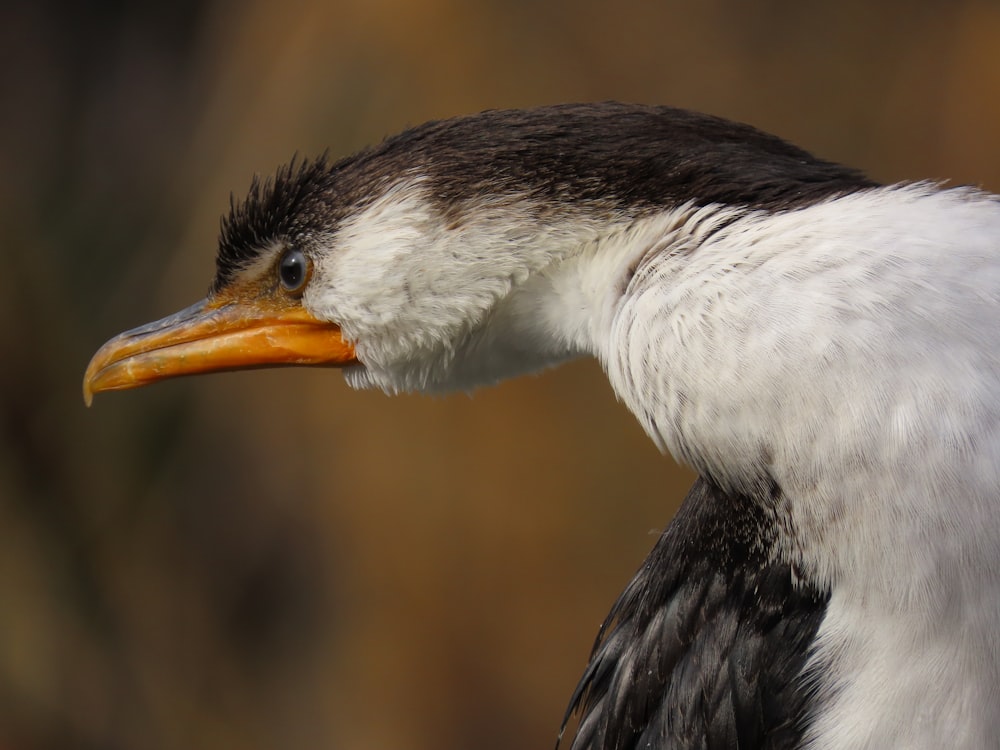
[563,478,829,750]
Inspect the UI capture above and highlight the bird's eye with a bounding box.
[278,248,310,293]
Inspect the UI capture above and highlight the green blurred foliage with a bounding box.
[1,0,999,748]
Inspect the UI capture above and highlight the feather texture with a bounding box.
[563,478,828,750]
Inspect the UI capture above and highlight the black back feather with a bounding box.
[562,478,829,750]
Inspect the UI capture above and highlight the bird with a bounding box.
[83,102,1000,749]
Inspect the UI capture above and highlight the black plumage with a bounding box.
[563,479,829,750]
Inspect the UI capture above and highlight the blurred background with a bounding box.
[2,0,999,748]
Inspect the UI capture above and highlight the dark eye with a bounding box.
[278,248,309,293]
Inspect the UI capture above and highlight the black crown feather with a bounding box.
[214,154,335,291]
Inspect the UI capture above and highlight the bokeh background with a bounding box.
[3,1,1000,748]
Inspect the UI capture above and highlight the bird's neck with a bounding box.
[598,184,1000,746]
[485,206,722,363]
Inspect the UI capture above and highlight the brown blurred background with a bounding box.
[2,1,999,748]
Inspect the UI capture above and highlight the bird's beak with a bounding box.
[83,297,356,406]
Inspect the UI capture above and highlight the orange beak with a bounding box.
[83,297,357,406]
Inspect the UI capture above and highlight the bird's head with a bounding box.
[82,155,360,406]
[84,103,872,404]
[83,148,606,403]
